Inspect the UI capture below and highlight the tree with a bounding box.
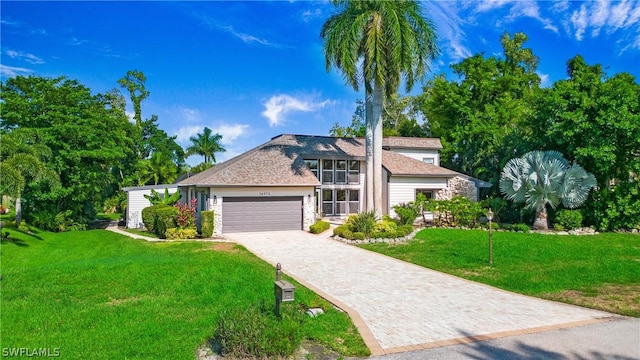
[1,75,133,228]
[529,56,640,230]
[417,32,539,191]
[118,69,149,128]
[499,151,596,230]
[321,0,439,216]
[330,95,428,138]
[138,152,179,186]
[0,130,59,225]
[185,127,226,165]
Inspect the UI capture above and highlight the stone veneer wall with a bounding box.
[303,195,316,231]
[435,176,477,201]
[209,197,223,235]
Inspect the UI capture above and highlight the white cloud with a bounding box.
[567,0,640,44]
[476,0,512,13]
[570,4,589,41]
[5,50,45,64]
[424,2,472,63]
[1,65,33,77]
[212,124,249,145]
[175,123,249,145]
[537,72,551,88]
[175,125,203,143]
[301,8,323,22]
[261,94,332,127]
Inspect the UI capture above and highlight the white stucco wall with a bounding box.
[124,185,178,229]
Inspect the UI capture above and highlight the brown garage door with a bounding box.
[222,196,302,233]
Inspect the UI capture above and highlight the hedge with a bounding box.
[201,210,214,238]
[309,220,330,234]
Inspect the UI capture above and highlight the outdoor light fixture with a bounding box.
[487,208,494,265]
[213,195,217,204]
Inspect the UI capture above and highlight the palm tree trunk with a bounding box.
[365,88,374,213]
[15,197,22,226]
[533,207,549,230]
[372,81,384,218]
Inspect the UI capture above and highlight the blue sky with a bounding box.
[2,1,639,166]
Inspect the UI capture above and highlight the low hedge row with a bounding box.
[333,223,413,240]
[309,220,330,234]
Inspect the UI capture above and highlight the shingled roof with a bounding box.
[178,134,461,186]
[382,136,442,150]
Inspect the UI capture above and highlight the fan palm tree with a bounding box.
[321,0,439,216]
[499,150,597,230]
[185,127,226,165]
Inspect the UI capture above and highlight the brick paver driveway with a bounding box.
[229,230,616,356]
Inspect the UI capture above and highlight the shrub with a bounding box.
[426,196,483,228]
[352,232,366,240]
[393,203,420,226]
[346,211,376,236]
[201,210,214,238]
[333,225,354,239]
[309,220,330,234]
[373,220,398,234]
[29,209,86,232]
[17,222,30,233]
[165,227,198,240]
[555,209,583,230]
[175,200,197,229]
[397,224,414,236]
[141,206,158,232]
[512,223,530,233]
[486,222,500,230]
[213,301,303,359]
[154,206,179,238]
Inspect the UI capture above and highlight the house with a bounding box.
[175,134,491,234]
[122,184,179,229]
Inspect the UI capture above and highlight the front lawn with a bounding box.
[1,229,369,359]
[360,228,640,317]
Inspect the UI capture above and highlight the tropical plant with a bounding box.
[0,130,59,225]
[143,188,182,206]
[138,151,179,185]
[321,0,439,216]
[186,127,226,165]
[499,150,597,230]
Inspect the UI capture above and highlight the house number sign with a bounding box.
[259,192,271,196]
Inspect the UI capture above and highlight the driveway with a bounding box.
[229,230,619,356]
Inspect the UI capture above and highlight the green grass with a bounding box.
[95,212,122,221]
[360,228,640,317]
[1,229,369,359]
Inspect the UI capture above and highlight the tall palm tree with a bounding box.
[321,0,439,216]
[185,127,226,165]
[500,150,597,230]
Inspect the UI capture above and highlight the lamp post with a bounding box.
[487,208,494,265]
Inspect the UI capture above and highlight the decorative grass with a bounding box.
[359,228,640,317]
[0,229,369,358]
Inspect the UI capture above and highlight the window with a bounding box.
[348,160,360,184]
[415,189,434,200]
[422,157,435,164]
[322,160,334,184]
[349,190,359,213]
[335,160,347,184]
[305,159,319,180]
[321,189,360,216]
[336,190,347,214]
[322,189,333,215]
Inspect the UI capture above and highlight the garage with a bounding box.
[222,196,303,233]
